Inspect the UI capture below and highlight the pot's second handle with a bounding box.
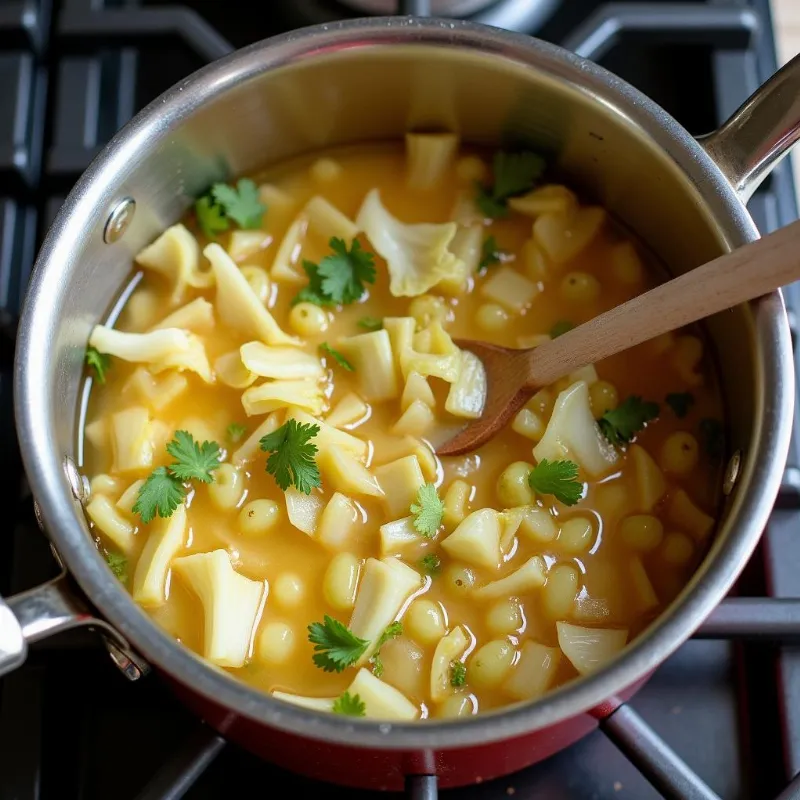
[0,573,149,680]
[701,53,800,202]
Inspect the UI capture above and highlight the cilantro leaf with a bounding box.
[475,188,509,219]
[549,320,575,339]
[319,342,354,372]
[104,551,127,582]
[132,466,185,524]
[194,194,229,238]
[358,316,383,332]
[294,238,375,306]
[166,430,222,483]
[420,553,441,576]
[475,150,546,219]
[227,422,247,443]
[479,236,503,270]
[410,483,444,538]
[666,392,695,419]
[293,260,336,307]
[318,238,376,304]
[307,615,369,673]
[85,346,111,384]
[699,418,724,459]
[370,621,403,678]
[210,179,265,229]
[450,661,467,687]
[259,419,321,494]
[332,691,366,717]
[528,459,583,506]
[598,396,660,446]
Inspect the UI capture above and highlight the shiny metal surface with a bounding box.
[702,53,800,202]
[0,598,26,678]
[12,18,796,749]
[0,574,149,680]
[103,196,137,244]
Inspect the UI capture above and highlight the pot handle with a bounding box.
[0,572,149,680]
[700,53,800,202]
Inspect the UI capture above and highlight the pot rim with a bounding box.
[15,17,794,750]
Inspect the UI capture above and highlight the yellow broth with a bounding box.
[81,140,723,720]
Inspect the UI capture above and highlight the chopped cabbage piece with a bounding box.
[271,691,336,712]
[534,381,618,478]
[504,640,562,700]
[441,508,501,571]
[384,317,461,383]
[90,326,212,383]
[173,549,265,668]
[110,406,154,473]
[335,330,398,401]
[150,298,215,333]
[240,341,324,380]
[242,379,324,416]
[437,224,481,294]
[284,488,325,535]
[630,444,667,512]
[405,132,458,190]
[125,367,188,412]
[556,622,628,675]
[304,195,359,243]
[85,494,136,554]
[379,516,419,557]
[228,230,271,263]
[473,556,547,600]
[148,332,213,383]
[317,492,360,550]
[213,351,257,389]
[402,372,435,411]
[445,350,487,419]
[356,189,465,297]
[318,449,383,498]
[90,326,191,363]
[374,455,425,518]
[326,392,369,429]
[132,504,187,607]
[231,413,281,465]
[205,243,299,345]
[430,625,469,701]
[480,267,539,312]
[346,668,418,720]
[348,556,422,665]
[135,223,212,303]
[270,217,307,283]
[286,408,368,461]
[668,489,715,541]
[392,400,435,438]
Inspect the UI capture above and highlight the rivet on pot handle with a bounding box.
[0,572,150,681]
[700,53,800,203]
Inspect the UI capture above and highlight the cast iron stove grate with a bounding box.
[2,0,800,798]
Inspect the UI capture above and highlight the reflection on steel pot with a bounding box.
[5,18,799,790]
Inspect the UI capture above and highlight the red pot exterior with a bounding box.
[167,674,647,790]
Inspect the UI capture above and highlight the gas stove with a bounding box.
[1,1,800,798]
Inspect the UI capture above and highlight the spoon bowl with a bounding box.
[436,217,800,456]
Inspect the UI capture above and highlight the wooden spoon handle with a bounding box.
[526,217,800,388]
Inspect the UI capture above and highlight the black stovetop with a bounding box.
[2,1,800,798]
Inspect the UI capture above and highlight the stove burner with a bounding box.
[289,0,560,32]
[336,0,497,15]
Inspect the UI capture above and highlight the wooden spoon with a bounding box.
[436,217,800,457]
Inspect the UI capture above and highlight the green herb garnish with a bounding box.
[259,419,321,494]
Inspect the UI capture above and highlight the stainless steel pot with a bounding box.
[4,17,799,789]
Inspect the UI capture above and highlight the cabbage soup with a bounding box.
[81,136,724,721]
